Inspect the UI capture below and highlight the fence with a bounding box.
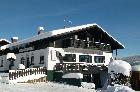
[9,67,47,81]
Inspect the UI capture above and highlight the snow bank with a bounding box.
[97,85,134,92]
[19,64,25,69]
[106,85,134,92]
[0,73,9,83]
[108,60,131,76]
[81,82,95,89]
[62,73,83,79]
[0,82,95,92]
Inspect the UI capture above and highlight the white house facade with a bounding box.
[0,23,124,87]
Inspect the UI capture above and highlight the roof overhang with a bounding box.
[50,23,125,50]
[5,23,124,50]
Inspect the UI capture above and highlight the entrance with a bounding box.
[83,74,92,83]
[92,73,101,88]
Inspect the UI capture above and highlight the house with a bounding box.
[0,23,124,86]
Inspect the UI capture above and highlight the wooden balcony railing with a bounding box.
[55,63,107,74]
[68,38,112,52]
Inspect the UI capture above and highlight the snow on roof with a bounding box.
[6,23,124,48]
[0,39,11,44]
[6,53,16,60]
[38,26,44,31]
[108,60,131,76]
[12,37,18,40]
[97,25,125,48]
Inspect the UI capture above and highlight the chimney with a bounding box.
[11,37,18,43]
[37,27,45,35]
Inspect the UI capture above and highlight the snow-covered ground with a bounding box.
[0,60,137,92]
[97,85,135,92]
[0,82,137,92]
[0,82,95,92]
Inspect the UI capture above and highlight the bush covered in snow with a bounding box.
[109,73,131,86]
[108,60,131,86]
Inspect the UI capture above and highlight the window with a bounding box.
[21,57,25,65]
[31,54,34,65]
[94,56,105,63]
[40,52,44,64]
[51,50,57,61]
[1,58,3,67]
[10,61,14,66]
[63,54,76,62]
[26,54,30,68]
[79,55,92,63]
[40,56,44,64]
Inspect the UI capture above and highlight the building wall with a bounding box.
[0,47,65,71]
[47,47,65,70]
[0,55,9,72]
[63,51,112,66]
[15,48,49,69]
[0,47,112,72]
[0,48,49,71]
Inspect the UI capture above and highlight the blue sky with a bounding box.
[0,0,140,57]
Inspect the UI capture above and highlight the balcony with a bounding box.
[55,63,108,74]
[62,38,112,53]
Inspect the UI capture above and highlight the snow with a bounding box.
[62,73,83,79]
[12,37,18,40]
[0,45,7,50]
[0,82,95,92]
[97,85,134,92]
[0,39,11,43]
[108,60,131,76]
[6,53,16,60]
[38,27,44,31]
[81,82,95,89]
[19,64,25,69]
[97,25,125,49]
[0,73,9,84]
